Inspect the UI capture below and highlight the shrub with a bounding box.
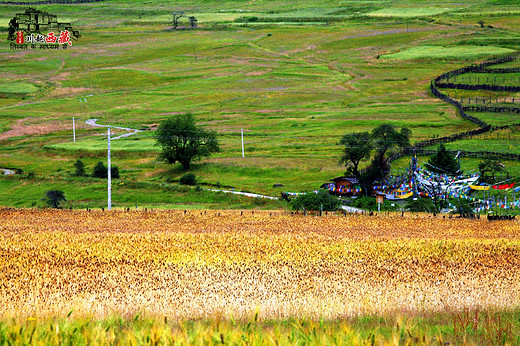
[291,190,340,212]
[93,162,107,178]
[92,162,120,179]
[73,159,86,177]
[179,173,196,186]
[350,196,377,211]
[405,198,436,213]
[350,196,400,212]
[450,198,476,217]
[111,166,120,179]
[43,190,66,209]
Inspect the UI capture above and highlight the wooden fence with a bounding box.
[388,53,520,163]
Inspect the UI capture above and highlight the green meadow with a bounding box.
[1,311,519,345]
[1,0,520,209]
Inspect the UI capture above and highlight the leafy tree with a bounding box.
[73,159,86,177]
[92,162,120,179]
[426,144,461,176]
[340,124,411,195]
[188,16,198,28]
[155,113,220,170]
[416,179,448,214]
[43,190,66,209]
[339,132,373,181]
[172,11,185,29]
[290,190,341,212]
[348,196,399,212]
[371,123,411,175]
[478,158,506,183]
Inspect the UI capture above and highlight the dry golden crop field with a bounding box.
[1,208,519,320]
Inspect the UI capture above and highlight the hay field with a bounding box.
[2,208,519,320]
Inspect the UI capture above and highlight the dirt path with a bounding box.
[85,119,141,139]
[206,189,279,200]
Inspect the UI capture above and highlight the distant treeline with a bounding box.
[0,0,104,4]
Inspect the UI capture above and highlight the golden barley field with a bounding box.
[1,208,519,320]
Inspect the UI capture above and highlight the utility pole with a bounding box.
[73,117,76,143]
[412,149,418,198]
[108,126,112,210]
[241,129,245,158]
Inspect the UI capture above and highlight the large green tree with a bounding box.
[339,132,373,180]
[478,158,506,183]
[155,113,220,170]
[426,144,461,176]
[371,123,411,174]
[340,124,411,195]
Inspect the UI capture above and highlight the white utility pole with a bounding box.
[241,129,244,158]
[73,117,76,143]
[107,126,112,210]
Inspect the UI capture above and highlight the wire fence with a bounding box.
[388,52,520,163]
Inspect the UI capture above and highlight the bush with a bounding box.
[92,161,107,178]
[291,190,340,212]
[179,173,196,186]
[92,162,120,179]
[350,196,377,211]
[349,196,400,212]
[43,190,66,209]
[405,198,437,213]
[450,198,476,217]
[111,166,120,179]
[73,159,86,177]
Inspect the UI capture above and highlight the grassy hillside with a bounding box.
[1,0,519,209]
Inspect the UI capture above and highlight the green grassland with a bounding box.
[1,0,520,208]
[382,45,516,60]
[448,72,520,86]
[1,310,519,345]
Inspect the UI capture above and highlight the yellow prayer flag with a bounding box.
[397,192,413,199]
[470,185,489,191]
